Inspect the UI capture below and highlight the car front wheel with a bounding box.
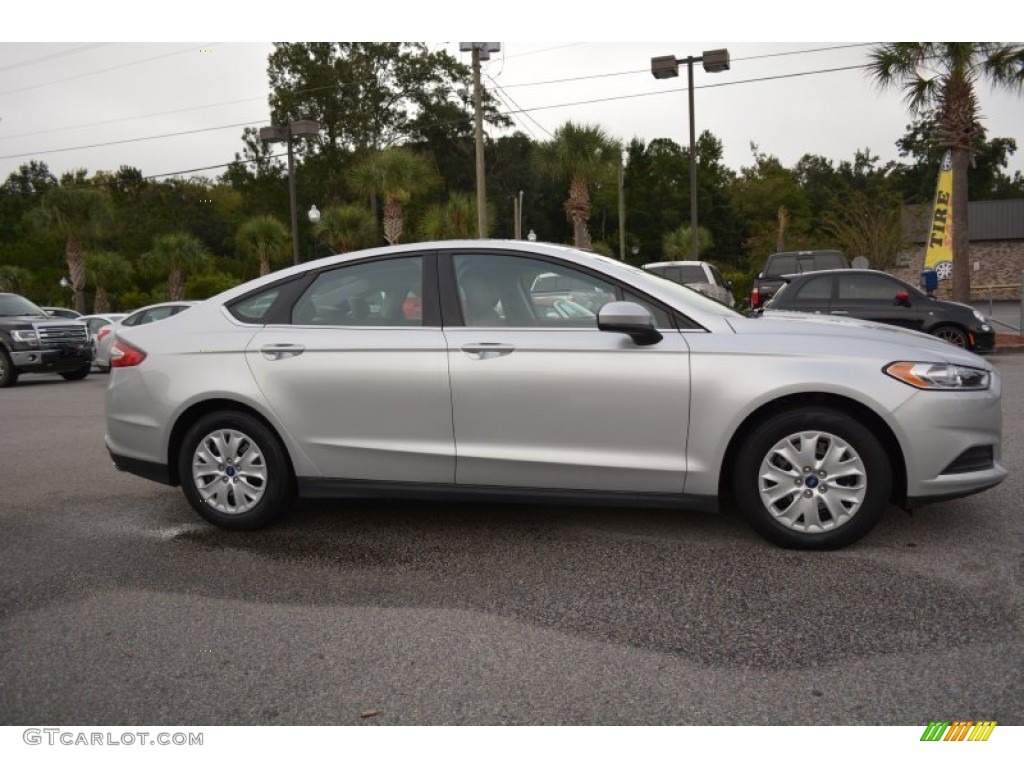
[178,411,295,530]
[0,349,18,387]
[931,325,969,348]
[733,408,891,550]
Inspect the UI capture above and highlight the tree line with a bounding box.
[1,42,1021,311]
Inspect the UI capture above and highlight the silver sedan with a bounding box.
[104,241,1006,550]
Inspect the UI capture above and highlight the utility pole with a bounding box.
[618,153,626,260]
[461,43,500,240]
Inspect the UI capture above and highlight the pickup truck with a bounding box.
[0,292,93,387]
[749,250,849,309]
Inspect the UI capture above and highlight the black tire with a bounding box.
[733,408,891,550]
[60,365,91,381]
[0,348,18,388]
[930,324,969,348]
[178,411,294,530]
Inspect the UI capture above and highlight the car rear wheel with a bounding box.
[931,325,969,348]
[733,408,891,550]
[60,365,90,381]
[0,349,18,387]
[178,411,295,530]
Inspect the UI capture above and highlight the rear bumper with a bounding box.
[108,449,174,486]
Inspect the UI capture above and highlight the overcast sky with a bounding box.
[3,8,1022,189]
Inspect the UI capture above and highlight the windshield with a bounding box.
[0,294,47,317]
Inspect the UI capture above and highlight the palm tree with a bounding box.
[314,204,378,253]
[236,215,290,276]
[0,266,32,295]
[34,184,113,313]
[85,251,134,313]
[535,122,621,249]
[140,233,212,300]
[350,148,438,245]
[867,43,1024,301]
[419,193,478,241]
[662,225,713,261]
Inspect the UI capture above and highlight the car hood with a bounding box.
[736,311,990,367]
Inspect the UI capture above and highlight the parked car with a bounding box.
[750,250,849,309]
[42,306,83,319]
[0,293,92,387]
[529,271,616,313]
[105,241,1005,550]
[642,260,735,308]
[761,269,995,352]
[79,313,128,368]
[94,302,196,372]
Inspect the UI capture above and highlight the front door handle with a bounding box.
[260,343,306,360]
[830,310,849,315]
[461,343,515,360]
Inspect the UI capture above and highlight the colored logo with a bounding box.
[920,721,996,742]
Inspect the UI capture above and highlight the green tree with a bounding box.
[140,233,212,301]
[33,180,113,313]
[820,187,906,271]
[85,251,134,313]
[0,265,33,294]
[867,42,1024,301]
[662,225,714,260]
[314,204,378,253]
[350,147,438,244]
[236,215,290,276]
[419,193,478,240]
[535,121,621,249]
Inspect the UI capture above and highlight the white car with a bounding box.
[642,261,735,308]
[94,301,196,372]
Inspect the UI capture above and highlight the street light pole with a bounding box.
[651,48,730,261]
[461,43,500,239]
[260,119,321,265]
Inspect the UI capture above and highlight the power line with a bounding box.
[0,43,112,73]
[1,43,874,145]
[0,43,217,97]
[485,74,552,139]
[1,61,872,178]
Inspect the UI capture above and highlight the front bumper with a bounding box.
[10,344,93,372]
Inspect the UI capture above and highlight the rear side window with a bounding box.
[791,275,832,301]
[292,257,423,326]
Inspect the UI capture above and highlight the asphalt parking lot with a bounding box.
[1,360,1021,726]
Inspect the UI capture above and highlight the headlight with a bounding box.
[11,329,39,346]
[885,362,990,390]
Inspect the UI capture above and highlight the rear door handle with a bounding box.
[461,343,515,360]
[260,343,306,360]
[830,310,848,315]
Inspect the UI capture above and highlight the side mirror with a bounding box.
[894,289,910,306]
[598,301,662,346]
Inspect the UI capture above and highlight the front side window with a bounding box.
[292,256,423,327]
[455,253,618,328]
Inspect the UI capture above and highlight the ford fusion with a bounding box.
[104,241,1006,550]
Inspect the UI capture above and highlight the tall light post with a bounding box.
[259,118,321,265]
[651,48,730,261]
[618,148,628,260]
[307,204,320,261]
[460,42,500,239]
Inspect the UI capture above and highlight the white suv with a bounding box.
[642,261,735,308]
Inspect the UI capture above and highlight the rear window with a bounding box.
[764,252,846,276]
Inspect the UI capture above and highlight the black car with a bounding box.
[761,269,995,352]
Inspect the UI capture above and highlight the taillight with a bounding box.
[97,327,113,342]
[750,286,760,308]
[110,339,147,368]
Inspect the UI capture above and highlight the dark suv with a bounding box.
[0,293,93,387]
[761,269,995,352]
[751,250,848,309]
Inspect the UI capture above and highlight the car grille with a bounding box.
[35,324,89,347]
